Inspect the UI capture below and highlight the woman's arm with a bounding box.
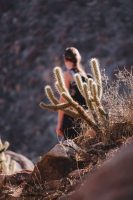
[56,71,71,136]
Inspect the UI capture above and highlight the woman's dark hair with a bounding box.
[64,47,87,77]
[64,47,81,66]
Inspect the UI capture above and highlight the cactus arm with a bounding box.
[3,141,10,151]
[54,67,68,93]
[64,109,80,118]
[91,83,107,117]
[83,83,99,122]
[40,101,79,118]
[40,102,70,111]
[62,92,100,133]
[87,78,94,96]
[9,160,16,175]
[83,83,92,109]
[45,85,59,104]
[74,73,84,96]
[90,58,102,99]
[55,81,62,95]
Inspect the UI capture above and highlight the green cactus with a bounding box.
[9,160,16,175]
[90,58,103,100]
[40,58,109,143]
[45,85,59,105]
[74,73,84,96]
[40,100,79,119]
[87,78,94,96]
[55,81,63,94]
[54,67,67,94]
[82,82,91,109]
[40,102,69,111]
[0,139,16,175]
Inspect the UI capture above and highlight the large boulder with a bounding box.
[26,139,89,187]
[30,141,78,182]
[72,144,133,200]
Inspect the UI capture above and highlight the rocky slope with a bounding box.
[0,134,133,199]
[0,0,133,160]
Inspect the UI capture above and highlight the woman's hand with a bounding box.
[56,125,63,136]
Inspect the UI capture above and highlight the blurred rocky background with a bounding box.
[0,0,133,162]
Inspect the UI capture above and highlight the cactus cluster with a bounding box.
[0,139,16,175]
[40,58,109,143]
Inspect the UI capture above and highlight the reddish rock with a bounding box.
[72,144,133,200]
[6,151,34,171]
[5,170,32,186]
[30,143,76,183]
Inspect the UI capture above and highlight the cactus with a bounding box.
[54,67,68,94]
[0,139,16,175]
[45,86,59,105]
[40,58,109,143]
[90,58,102,100]
[75,74,84,96]
[40,66,101,134]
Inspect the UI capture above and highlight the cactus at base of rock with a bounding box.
[0,139,16,175]
[40,58,109,143]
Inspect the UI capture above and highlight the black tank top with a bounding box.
[68,68,92,108]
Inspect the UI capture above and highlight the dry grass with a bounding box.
[102,67,133,140]
[77,67,133,145]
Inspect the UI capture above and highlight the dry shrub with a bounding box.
[79,67,133,144]
[102,67,133,140]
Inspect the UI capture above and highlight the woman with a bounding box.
[56,47,88,140]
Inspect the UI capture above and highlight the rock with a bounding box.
[29,142,77,183]
[5,170,32,186]
[123,136,133,146]
[58,191,75,200]
[105,148,119,162]
[63,139,83,153]
[68,168,89,180]
[0,171,32,199]
[44,179,63,191]
[72,144,133,200]
[22,140,90,197]
[6,151,34,171]
[30,140,89,182]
